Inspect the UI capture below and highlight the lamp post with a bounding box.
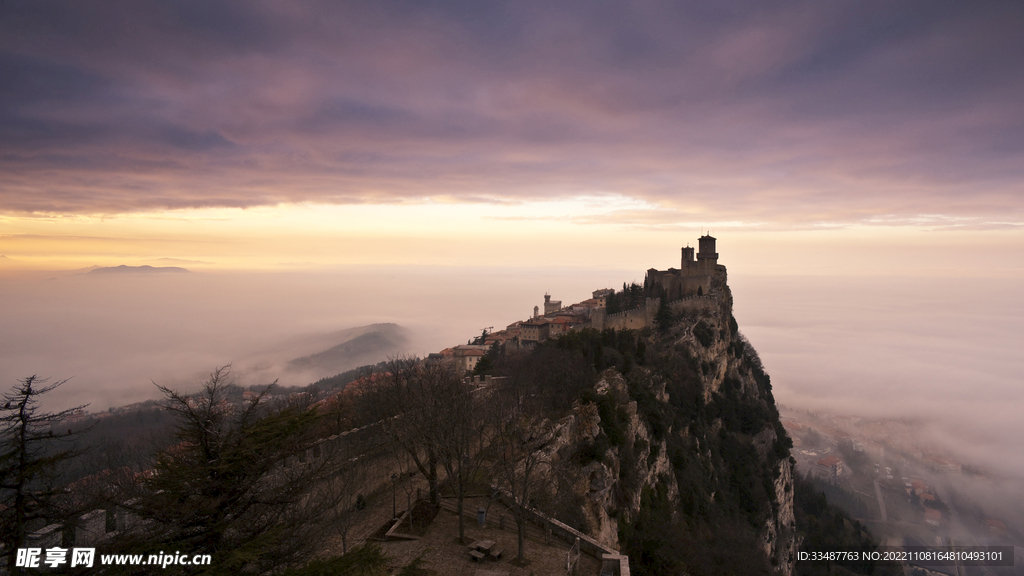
[391,473,398,519]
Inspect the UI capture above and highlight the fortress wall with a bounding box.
[602,308,648,330]
[668,295,717,316]
[333,419,388,455]
[581,294,717,332]
[318,442,407,511]
[601,298,659,331]
[646,270,712,300]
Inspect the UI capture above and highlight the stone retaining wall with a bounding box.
[493,489,630,576]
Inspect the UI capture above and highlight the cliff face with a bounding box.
[534,280,796,576]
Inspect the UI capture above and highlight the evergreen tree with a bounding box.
[1,376,88,575]
[655,297,672,333]
[122,367,342,574]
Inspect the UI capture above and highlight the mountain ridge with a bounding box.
[88,265,190,274]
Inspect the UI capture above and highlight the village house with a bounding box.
[452,344,489,373]
[814,456,843,480]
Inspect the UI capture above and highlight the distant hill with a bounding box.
[149,258,212,266]
[286,323,409,377]
[88,265,190,274]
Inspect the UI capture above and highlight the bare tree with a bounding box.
[364,357,492,543]
[362,356,441,505]
[420,361,491,543]
[1,376,88,575]
[389,446,418,531]
[323,441,370,554]
[490,393,554,564]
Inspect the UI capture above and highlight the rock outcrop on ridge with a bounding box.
[500,278,795,576]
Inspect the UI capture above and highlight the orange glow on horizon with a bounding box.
[3,201,1023,277]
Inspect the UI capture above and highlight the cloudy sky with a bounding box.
[2,0,1022,271]
[2,1,1024,478]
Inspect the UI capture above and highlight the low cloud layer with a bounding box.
[0,266,631,410]
[2,266,1020,484]
[732,274,1024,477]
[2,1,1023,226]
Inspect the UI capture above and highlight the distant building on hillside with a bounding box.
[591,288,613,307]
[569,298,603,316]
[520,318,550,345]
[452,345,488,373]
[924,456,961,474]
[543,294,562,315]
[814,456,843,480]
[547,313,586,337]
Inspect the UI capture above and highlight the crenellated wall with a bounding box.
[582,293,719,332]
[599,298,659,330]
[667,293,718,315]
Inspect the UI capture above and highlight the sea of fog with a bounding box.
[0,265,640,410]
[730,274,1024,479]
[1,267,1021,479]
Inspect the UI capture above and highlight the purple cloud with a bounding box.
[1,0,1022,225]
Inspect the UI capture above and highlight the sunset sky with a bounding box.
[3,2,1024,482]
[2,0,1022,274]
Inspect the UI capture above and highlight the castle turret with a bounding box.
[543,293,561,315]
[697,234,718,268]
[648,235,724,300]
[681,245,695,269]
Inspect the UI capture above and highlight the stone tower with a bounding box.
[543,293,561,315]
[697,234,718,270]
[646,235,725,301]
[681,245,695,269]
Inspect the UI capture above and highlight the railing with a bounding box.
[567,536,580,574]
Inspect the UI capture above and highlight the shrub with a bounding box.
[692,321,715,348]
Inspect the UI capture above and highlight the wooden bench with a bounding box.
[488,546,503,560]
[469,550,486,562]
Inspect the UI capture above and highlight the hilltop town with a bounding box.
[443,234,727,372]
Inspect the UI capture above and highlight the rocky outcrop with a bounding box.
[533,276,796,575]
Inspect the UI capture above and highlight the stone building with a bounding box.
[543,293,562,315]
[814,456,843,480]
[520,318,550,345]
[452,345,488,373]
[591,288,613,307]
[644,234,727,300]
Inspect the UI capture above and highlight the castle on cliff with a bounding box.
[584,234,726,331]
[472,236,728,349]
[644,234,727,301]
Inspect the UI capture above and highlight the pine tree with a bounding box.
[655,297,672,333]
[1,376,88,575]
[122,367,342,574]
